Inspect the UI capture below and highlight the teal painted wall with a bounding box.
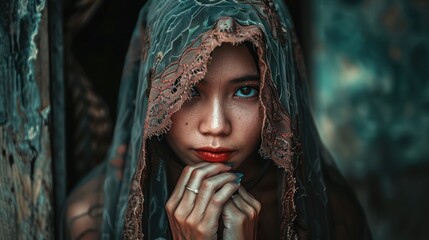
[0,0,54,238]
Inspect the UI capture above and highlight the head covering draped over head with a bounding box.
[68,0,371,239]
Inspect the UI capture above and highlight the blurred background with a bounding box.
[312,0,429,239]
[3,0,427,238]
[61,0,429,239]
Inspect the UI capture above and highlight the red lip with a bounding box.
[194,147,234,163]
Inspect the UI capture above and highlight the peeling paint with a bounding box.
[0,0,52,238]
[26,125,39,140]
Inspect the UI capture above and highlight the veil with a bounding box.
[66,1,370,239]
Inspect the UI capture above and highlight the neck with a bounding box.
[234,152,272,193]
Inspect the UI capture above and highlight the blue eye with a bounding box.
[234,86,258,98]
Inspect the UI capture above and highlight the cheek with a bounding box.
[166,112,191,146]
[170,110,192,129]
[167,99,204,145]
[233,106,263,141]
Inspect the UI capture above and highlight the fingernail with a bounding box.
[234,177,242,184]
[233,172,244,184]
[233,172,244,178]
[225,163,234,167]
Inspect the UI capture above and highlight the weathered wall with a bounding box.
[312,0,429,239]
[0,0,53,238]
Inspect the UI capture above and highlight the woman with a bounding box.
[66,0,371,239]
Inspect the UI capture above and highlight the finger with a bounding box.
[232,194,258,222]
[190,172,239,219]
[222,200,247,233]
[223,196,259,240]
[166,162,209,211]
[181,163,233,202]
[201,182,240,227]
[174,163,232,219]
[237,187,261,214]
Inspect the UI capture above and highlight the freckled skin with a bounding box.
[166,43,262,169]
[165,44,273,240]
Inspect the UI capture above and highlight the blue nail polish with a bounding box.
[234,177,243,184]
[233,172,244,178]
[233,172,244,184]
[225,163,234,167]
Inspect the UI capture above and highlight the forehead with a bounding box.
[202,43,259,83]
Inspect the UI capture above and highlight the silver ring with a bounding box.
[185,186,199,194]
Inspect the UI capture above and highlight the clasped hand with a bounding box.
[165,162,261,240]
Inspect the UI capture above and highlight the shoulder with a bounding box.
[66,174,105,240]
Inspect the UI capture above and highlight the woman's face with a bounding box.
[166,43,263,168]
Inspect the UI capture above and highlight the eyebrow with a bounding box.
[199,74,260,84]
[229,74,260,84]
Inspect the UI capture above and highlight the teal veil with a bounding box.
[66,0,370,239]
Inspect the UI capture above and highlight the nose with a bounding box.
[198,98,231,136]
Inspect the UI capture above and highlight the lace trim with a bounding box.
[125,17,296,239]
